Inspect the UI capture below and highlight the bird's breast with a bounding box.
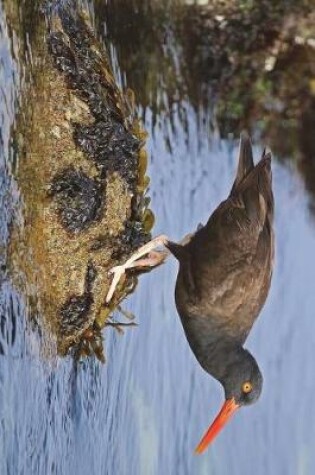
[175,249,272,343]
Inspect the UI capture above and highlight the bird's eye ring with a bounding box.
[242,381,253,394]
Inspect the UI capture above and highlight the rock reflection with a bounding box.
[98,0,315,204]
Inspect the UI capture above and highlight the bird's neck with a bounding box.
[200,341,249,383]
[182,316,247,382]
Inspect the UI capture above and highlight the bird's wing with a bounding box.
[229,132,273,230]
[230,151,273,231]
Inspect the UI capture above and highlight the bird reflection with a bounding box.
[107,133,274,452]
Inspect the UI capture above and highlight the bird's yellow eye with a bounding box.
[242,381,253,394]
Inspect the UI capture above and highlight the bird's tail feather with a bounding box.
[231,131,254,193]
[231,133,273,226]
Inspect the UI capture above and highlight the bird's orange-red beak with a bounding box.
[195,398,240,454]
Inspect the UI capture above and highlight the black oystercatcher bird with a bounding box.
[106,133,274,453]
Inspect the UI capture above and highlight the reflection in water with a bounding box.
[0,1,21,358]
[1,1,315,474]
[97,0,315,210]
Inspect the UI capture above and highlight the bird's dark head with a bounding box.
[195,348,263,454]
[222,348,263,405]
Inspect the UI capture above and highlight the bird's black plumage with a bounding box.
[105,132,275,451]
[167,133,274,405]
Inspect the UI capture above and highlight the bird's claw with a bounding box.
[108,264,125,276]
[106,234,170,303]
[106,265,127,303]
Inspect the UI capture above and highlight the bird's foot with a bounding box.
[105,264,126,304]
[105,234,169,303]
[130,250,169,269]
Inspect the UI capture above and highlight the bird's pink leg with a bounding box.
[127,250,169,268]
[106,234,169,303]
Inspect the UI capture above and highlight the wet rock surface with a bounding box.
[47,9,152,355]
[5,4,153,360]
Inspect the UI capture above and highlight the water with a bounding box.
[1,2,315,474]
